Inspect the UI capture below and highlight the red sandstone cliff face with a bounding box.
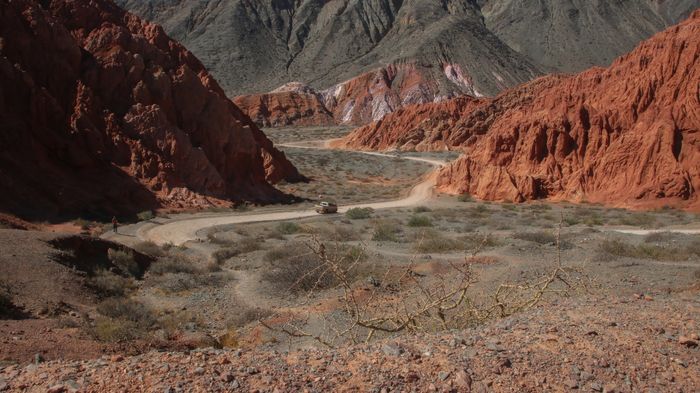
[235,64,467,127]
[233,83,335,128]
[0,0,303,220]
[339,11,700,209]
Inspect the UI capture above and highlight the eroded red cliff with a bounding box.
[0,0,303,220]
[339,11,700,209]
[235,64,467,127]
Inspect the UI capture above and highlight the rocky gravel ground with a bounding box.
[2,293,698,392]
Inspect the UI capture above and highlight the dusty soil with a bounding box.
[1,294,698,392]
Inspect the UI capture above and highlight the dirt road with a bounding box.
[137,143,446,246]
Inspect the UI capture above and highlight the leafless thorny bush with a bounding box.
[261,215,587,348]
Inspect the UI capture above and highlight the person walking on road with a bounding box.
[112,216,119,233]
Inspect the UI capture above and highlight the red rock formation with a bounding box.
[334,77,559,151]
[0,0,303,220]
[234,83,335,127]
[235,64,463,127]
[340,11,700,209]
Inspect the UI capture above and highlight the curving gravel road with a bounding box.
[136,142,447,246]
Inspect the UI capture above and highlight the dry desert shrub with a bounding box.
[407,215,433,227]
[275,221,301,235]
[262,241,368,293]
[133,241,165,257]
[371,219,402,242]
[597,239,699,262]
[149,255,200,275]
[92,298,156,342]
[87,270,134,297]
[262,219,585,348]
[227,306,273,328]
[211,237,262,264]
[107,248,140,277]
[346,207,374,220]
[512,231,557,245]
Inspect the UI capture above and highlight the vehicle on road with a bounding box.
[315,201,338,214]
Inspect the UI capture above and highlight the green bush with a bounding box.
[275,222,300,235]
[458,233,502,250]
[457,193,473,202]
[107,248,139,277]
[407,215,433,227]
[346,207,374,220]
[97,298,156,326]
[325,225,361,242]
[413,231,460,253]
[133,241,165,257]
[73,218,92,230]
[413,206,432,213]
[372,220,402,242]
[598,239,696,261]
[137,210,154,221]
[92,298,157,342]
[513,231,557,245]
[149,255,200,275]
[87,270,133,297]
[92,317,141,342]
[617,213,656,228]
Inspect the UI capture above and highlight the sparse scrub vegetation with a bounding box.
[371,220,402,242]
[457,193,473,202]
[412,231,501,253]
[262,234,585,348]
[211,237,262,264]
[73,218,92,231]
[133,241,165,257]
[617,212,656,228]
[346,207,374,220]
[413,206,431,213]
[107,248,140,277]
[262,242,368,292]
[459,233,502,250]
[597,239,700,261]
[321,224,361,242]
[152,271,231,294]
[149,255,200,275]
[275,222,300,235]
[137,210,155,221]
[92,298,156,342]
[87,270,134,297]
[227,306,273,328]
[513,231,557,245]
[407,215,433,227]
[412,230,461,253]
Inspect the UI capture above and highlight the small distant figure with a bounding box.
[111,216,119,233]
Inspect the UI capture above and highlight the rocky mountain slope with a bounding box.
[481,0,700,73]
[0,0,303,221]
[117,0,542,126]
[337,10,700,210]
[118,1,697,127]
[118,0,540,97]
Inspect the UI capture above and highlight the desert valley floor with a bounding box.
[1,127,699,392]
